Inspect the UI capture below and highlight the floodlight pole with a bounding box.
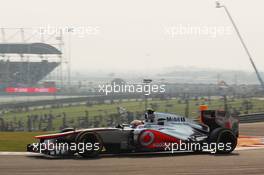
[143,79,152,111]
[67,28,73,88]
[216,1,264,90]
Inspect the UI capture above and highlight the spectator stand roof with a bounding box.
[0,43,62,55]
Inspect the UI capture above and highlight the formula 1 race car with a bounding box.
[27,109,239,157]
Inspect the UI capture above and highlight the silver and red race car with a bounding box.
[27,109,239,157]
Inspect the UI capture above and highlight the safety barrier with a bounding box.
[239,113,264,123]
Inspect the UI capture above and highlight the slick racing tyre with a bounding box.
[208,128,237,154]
[75,132,103,158]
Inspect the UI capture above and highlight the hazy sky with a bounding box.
[1,0,264,73]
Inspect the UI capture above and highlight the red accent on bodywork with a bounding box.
[34,131,77,139]
[139,129,180,149]
[225,120,232,129]
[34,128,118,140]
[143,133,152,143]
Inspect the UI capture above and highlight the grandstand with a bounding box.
[0,42,62,92]
[0,28,70,93]
[0,60,59,86]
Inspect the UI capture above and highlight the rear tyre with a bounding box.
[75,132,103,158]
[208,128,237,154]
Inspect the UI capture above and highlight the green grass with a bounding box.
[0,132,48,151]
[2,98,264,130]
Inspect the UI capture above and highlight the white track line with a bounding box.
[0,152,41,156]
[236,146,264,151]
[0,147,264,156]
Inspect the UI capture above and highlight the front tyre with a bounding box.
[75,132,103,158]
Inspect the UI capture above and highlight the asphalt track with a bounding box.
[0,123,264,175]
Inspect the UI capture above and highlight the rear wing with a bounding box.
[200,109,239,136]
[200,110,221,130]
